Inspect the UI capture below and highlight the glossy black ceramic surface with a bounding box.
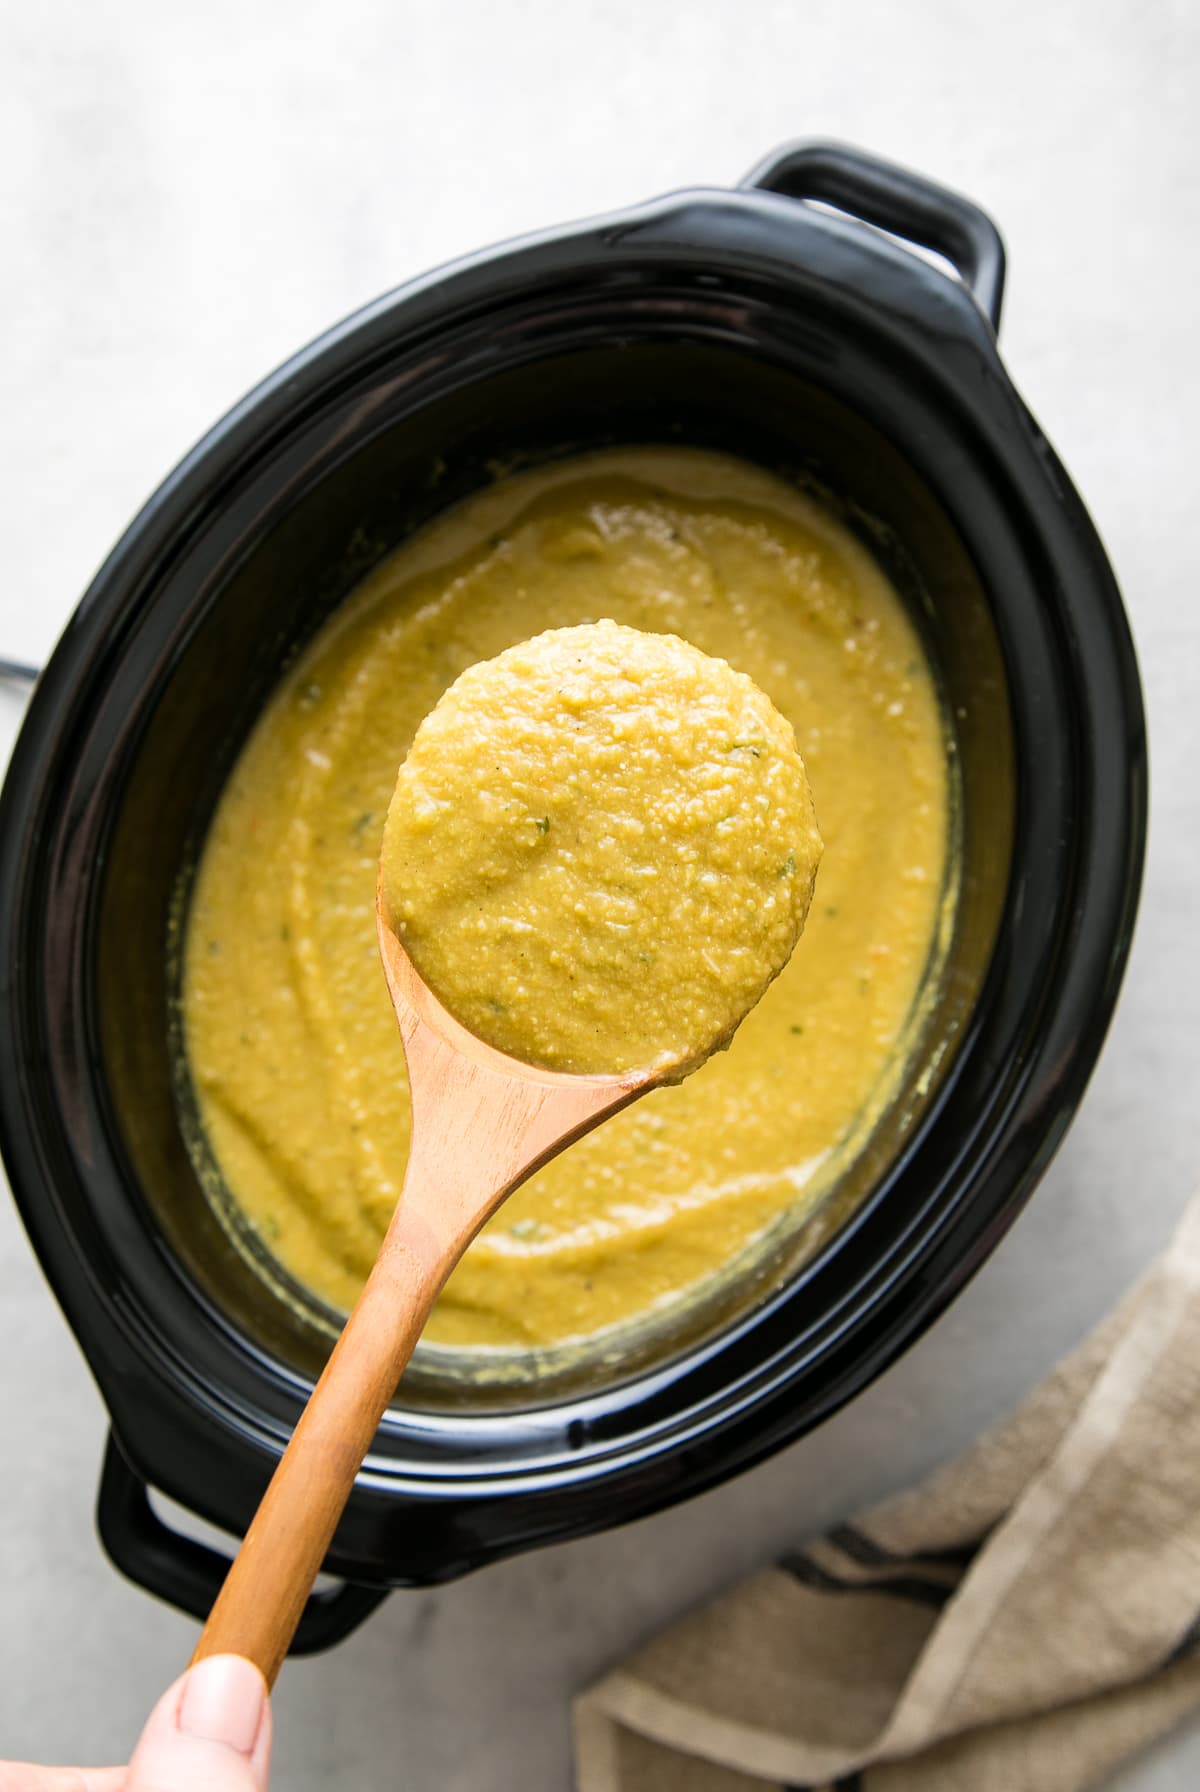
[0,143,1145,1647]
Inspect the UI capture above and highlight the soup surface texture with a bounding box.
[182,449,949,1352]
[380,619,822,1078]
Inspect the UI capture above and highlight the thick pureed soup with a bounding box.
[182,449,950,1352]
[380,620,822,1079]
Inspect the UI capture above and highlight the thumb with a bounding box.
[125,1655,272,1792]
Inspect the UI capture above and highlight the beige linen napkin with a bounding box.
[575,1188,1200,1791]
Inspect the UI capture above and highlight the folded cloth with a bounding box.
[575,1189,1200,1791]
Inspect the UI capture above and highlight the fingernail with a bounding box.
[178,1654,267,1754]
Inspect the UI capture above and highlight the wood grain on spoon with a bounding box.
[189,887,654,1686]
[190,621,819,1687]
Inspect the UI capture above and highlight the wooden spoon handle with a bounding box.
[190,1206,442,1686]
[191,920,646,1687]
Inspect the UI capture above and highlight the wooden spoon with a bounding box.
[189,881,659,1686]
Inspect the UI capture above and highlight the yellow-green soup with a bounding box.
[381,619,823,1079]
[182,449,950,1351]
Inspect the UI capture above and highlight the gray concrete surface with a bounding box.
[2,1,1198,1784]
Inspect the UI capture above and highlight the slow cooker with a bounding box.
[0,141,1146,1652]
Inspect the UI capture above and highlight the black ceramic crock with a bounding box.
[0,142,1146,1653]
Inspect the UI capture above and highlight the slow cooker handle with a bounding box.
[741,139,1007,332]
[96,1433,389,1656]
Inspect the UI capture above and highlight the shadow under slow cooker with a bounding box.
[95,338,1015,1413]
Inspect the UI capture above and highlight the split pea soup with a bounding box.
[380,619,822,1080]
[181,448,951,1353]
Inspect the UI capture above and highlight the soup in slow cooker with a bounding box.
[181,448,951,1352]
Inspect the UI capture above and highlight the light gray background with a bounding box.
[2,1,1197,1784]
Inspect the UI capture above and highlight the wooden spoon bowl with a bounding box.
[189,884,660,1685]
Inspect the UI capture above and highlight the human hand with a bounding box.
[0,1654,272,1792]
